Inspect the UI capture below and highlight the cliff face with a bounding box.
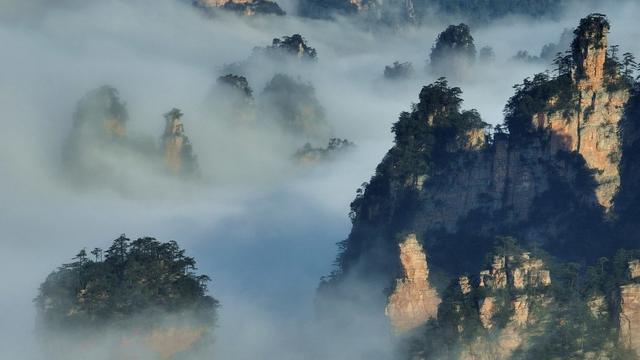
[319,13,640,359]
[161,108,198,175]
[403,251,553,360]
[412,15,628,240]
[457,253,551,360]
[620,260,640,356]
[531,15,629,209]
[385,234,440,331]
[193,0,285,16]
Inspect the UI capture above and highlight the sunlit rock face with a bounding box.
[161,108,198,175]
[317,13,640,360]
[619,284,640,355]
[619,260,640,356]
[446,253,552,360]
[385,234,440,331]
[531,14,630,209]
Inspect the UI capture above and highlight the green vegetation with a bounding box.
[260,73,328,140]
[261,34,317,61]
[70,85,128,138]
[407,237,640,359]
[298,0,566,24]
[35,235,218,332]
[429,24,476,76]
[294,138,354,162]
[217,74,254,100]
[503,72,575,138]
[338,78,486,273]
[384,61,414,80]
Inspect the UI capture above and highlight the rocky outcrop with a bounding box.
[319,13,640,360]
[587,295,607,319]
[140,327,206,359]
[531,14,629,209]
[194,0,285,16]
[260,73,330,141]
[67,85,128,141]
[162,108,198,175]
[384,61,414,81]
[478,297,496,329]
[294,138,354,164]
[62,85,134,184]
[459,254,551,360]
[329,14,633,288]
[619,284,640,355]
[213,74,256,125]
[217,74,254,102]
[478,253,551,292]
[385,234,440,332]
[37,235,218,359]
[629,259,640,279]
[263,34,317,61]
[619,260,640,355]
[430,24,477,80]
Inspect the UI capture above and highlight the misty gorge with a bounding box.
[3,1,640,359]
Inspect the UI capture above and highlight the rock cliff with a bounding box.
[385,234,440,331]
[161,108,198,175]
[193,0,285,16]
[530,14,630,209]
[319,13,640,360]
[620,260,640,356]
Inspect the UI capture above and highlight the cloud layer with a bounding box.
[1,0,640,358]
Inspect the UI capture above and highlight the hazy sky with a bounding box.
[1,0,640,359]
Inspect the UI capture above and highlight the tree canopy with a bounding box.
[35,235,218,332]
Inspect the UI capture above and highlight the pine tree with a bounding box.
[622,52,638,82]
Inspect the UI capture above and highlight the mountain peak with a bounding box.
[572,13,610,91]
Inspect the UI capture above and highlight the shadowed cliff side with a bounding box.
[317,13,640,358]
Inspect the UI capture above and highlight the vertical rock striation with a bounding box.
[532,14,629,209]
[456,253,552,360]
[162,108,198,175]
[385,234,440,331]
[619,259,640,355]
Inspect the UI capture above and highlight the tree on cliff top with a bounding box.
[260,73,329,140]
[340,78,486,272]
[429,24,476,79]
[71,85,129,137]
[260,34,317,61]
[35,234,218,332]
[217,74,254,99]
